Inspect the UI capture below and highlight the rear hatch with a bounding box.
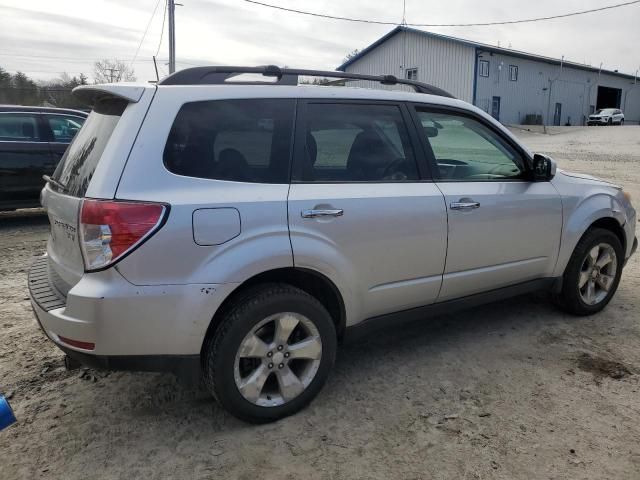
[42,95,131,295]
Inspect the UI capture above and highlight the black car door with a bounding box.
[42,113,86,169]
[0,111,53,207]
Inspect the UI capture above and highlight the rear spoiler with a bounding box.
[72,84,151,105]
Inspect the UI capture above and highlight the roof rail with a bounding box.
[158,65,455,98]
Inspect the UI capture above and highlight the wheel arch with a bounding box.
[555,210,626,277]
[200,267,347,359]
[588,217,626,253]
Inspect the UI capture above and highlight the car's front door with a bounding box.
[0,111,52,207]
[42,113,86,171]
[411,106,563,302]
[288,101,447,323]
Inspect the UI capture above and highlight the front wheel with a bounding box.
[555,228,624,315]
[203,283,337,423]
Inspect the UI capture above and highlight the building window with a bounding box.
[509,65,518,81]
[405,68,418,80]
[479,60,489,77]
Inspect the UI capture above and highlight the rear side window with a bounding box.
[164,99,295,183]
[0,113,42,142]
[294,103,418,182]
[53,98,127,197]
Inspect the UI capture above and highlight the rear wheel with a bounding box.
[620,119,625,126]
[556,228,623,315]
[203,283,337,423]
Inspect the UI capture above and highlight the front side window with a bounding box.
[479,60,490,77]
[164,99,295,183]
[0,113,42,142]
[509,65,518,81]
[294,103,418,182]
[46,115,86,143]
[415,108,525,182]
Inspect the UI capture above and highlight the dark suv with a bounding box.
[0,105,87,211]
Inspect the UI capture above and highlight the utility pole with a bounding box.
[545,55,564,127]
[168,0,176,74]
[105,67,119,83]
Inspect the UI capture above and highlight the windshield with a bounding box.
[52,98,127,197]
[595,109,615,115]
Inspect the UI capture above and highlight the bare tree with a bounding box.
[93,59,136,83]
[343,49,360,63]
[38,72,89,108]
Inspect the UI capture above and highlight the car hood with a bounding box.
[554,168,620,188]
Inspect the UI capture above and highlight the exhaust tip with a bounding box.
[64,355,82,371]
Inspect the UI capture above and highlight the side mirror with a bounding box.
[532,153,557,181]
[423,126,439,138]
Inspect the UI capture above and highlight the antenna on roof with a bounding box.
[401,0,407,26]
[152,56,160,83]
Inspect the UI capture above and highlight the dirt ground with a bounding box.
[1,126,640,479]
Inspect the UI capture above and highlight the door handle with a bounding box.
[301,209,344,219]
[450,201,480,210]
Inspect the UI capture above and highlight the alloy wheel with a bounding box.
[578,243,617,305]
[233,312,322,407]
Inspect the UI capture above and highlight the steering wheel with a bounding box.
[382,157,408,180]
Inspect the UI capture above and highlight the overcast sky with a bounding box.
[1,0,639,83]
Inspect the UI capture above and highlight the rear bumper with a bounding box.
[28,256,238,370]
[60,344,200,377]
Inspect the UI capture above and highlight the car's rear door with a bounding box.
[288,100,447,323]
[410,105,562,302]
[0,111,52,207]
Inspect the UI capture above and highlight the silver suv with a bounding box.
[29,66,637,423]
[588,108,625,126]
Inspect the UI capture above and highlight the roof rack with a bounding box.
[158,65,455,98]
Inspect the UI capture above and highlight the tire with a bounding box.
[608,118,613,125]
[555,228,624,316]
[203,283,337,423]
[620,119,624,126]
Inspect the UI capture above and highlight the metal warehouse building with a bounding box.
[338,26,640,125]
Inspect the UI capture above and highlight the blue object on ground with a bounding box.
[0,395,16,430]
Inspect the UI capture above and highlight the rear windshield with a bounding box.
[52,98,127,197]
[163,99,295,183]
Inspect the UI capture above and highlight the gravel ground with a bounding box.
[1,126,639,479]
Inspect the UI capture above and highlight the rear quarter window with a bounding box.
[53,98,127,197]
[163,99,295,183]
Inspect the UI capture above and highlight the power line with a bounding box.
[244,0,640,27]
[130,0,163,69]
[0,53,167,63]
[3,69,87,74]
[155,0,168,57]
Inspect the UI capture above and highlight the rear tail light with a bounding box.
[58,335,95,351]
[79,199,168,272]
